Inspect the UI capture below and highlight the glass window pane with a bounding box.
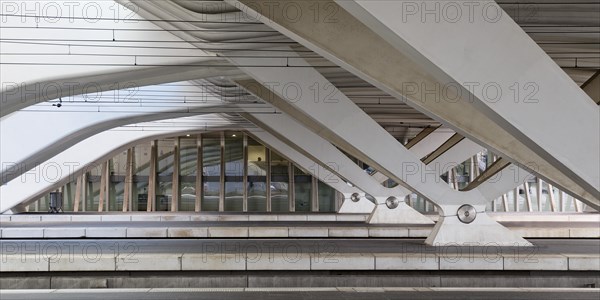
[202,134,221,211]
[62,182,75,212]
[109,152,127,211]
[133,144,150,211]
[247,137,267,212]
[318,181,336,212]
[270,151,289,212]
[179,137,198,211]
[156,139,175,211]
[86,163,103,211]
[224,132,243,211]
[294,166,312,212]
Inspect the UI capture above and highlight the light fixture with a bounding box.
[186,134,191,137]
[232,134,237,137]
[52,98,63,108]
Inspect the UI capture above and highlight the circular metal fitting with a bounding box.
[385,196,400,209]
[457,204,477,224]
[350,193,361,202]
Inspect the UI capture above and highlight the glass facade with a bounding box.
[270,151,289,212]
[156,139,175,211]
[224,132,244,211]
[247,136,267,211]
[202,134,221,211]
[179,137,198,211]
[133,144,151,211]
[30,132,587,214]
[294,166,312,212]
[318,181,336,212]
[110,152,127,211]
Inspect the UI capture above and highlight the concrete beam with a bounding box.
[226,0,598,210]
[245,113,429,223]
[247,130,375,214]
[229,54,529,244]
[582,71,600,104]
[336,0,599,207]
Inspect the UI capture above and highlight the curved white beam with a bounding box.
[0,1,241,117]
[0,116,240,213]
[0,98,269,184]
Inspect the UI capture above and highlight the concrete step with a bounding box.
[3,212,598,224]
[1,222,598,239]
[1,213,369,223]
[1,251,598,272]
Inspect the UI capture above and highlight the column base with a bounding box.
[367,202,434,224]
[338,194,376,214]
[425,212,532,246]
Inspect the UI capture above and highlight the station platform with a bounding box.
[1,212,599,239]
[1,238,599,272]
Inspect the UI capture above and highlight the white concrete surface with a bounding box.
[311,253,375,270]
[288,227,329,238]
[49,255,116,272]
[368,203,434,224]
[1,255,48,272]
[439,255,504,271]
[1,228,44,238]
[247,252,311,271]
[167,228,209,238]
[85,228,127,238]
[375,253,439,270]
[208,227,249,238]
[0,252,596,272]
[116,254,181,271]
[368,227,409,238]
[248,227,289,238]
[126,228,167,238]
[44,228,85,238]
[426,213,532,246]
[182,253,246,271]
[503,254,569,271]
[328,227,369,238]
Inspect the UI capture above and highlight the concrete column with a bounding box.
[122,148,133,212]
[219,132,225,212]
[195,135,203,212]
[147,140,158,212]
[73,175,83,212]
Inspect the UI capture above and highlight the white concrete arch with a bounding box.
[0,115,241,213]
[0,1,242,117]
[0,95,270,185]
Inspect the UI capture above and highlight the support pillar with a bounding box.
[368,196,433,225]
[338,192,375,214]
